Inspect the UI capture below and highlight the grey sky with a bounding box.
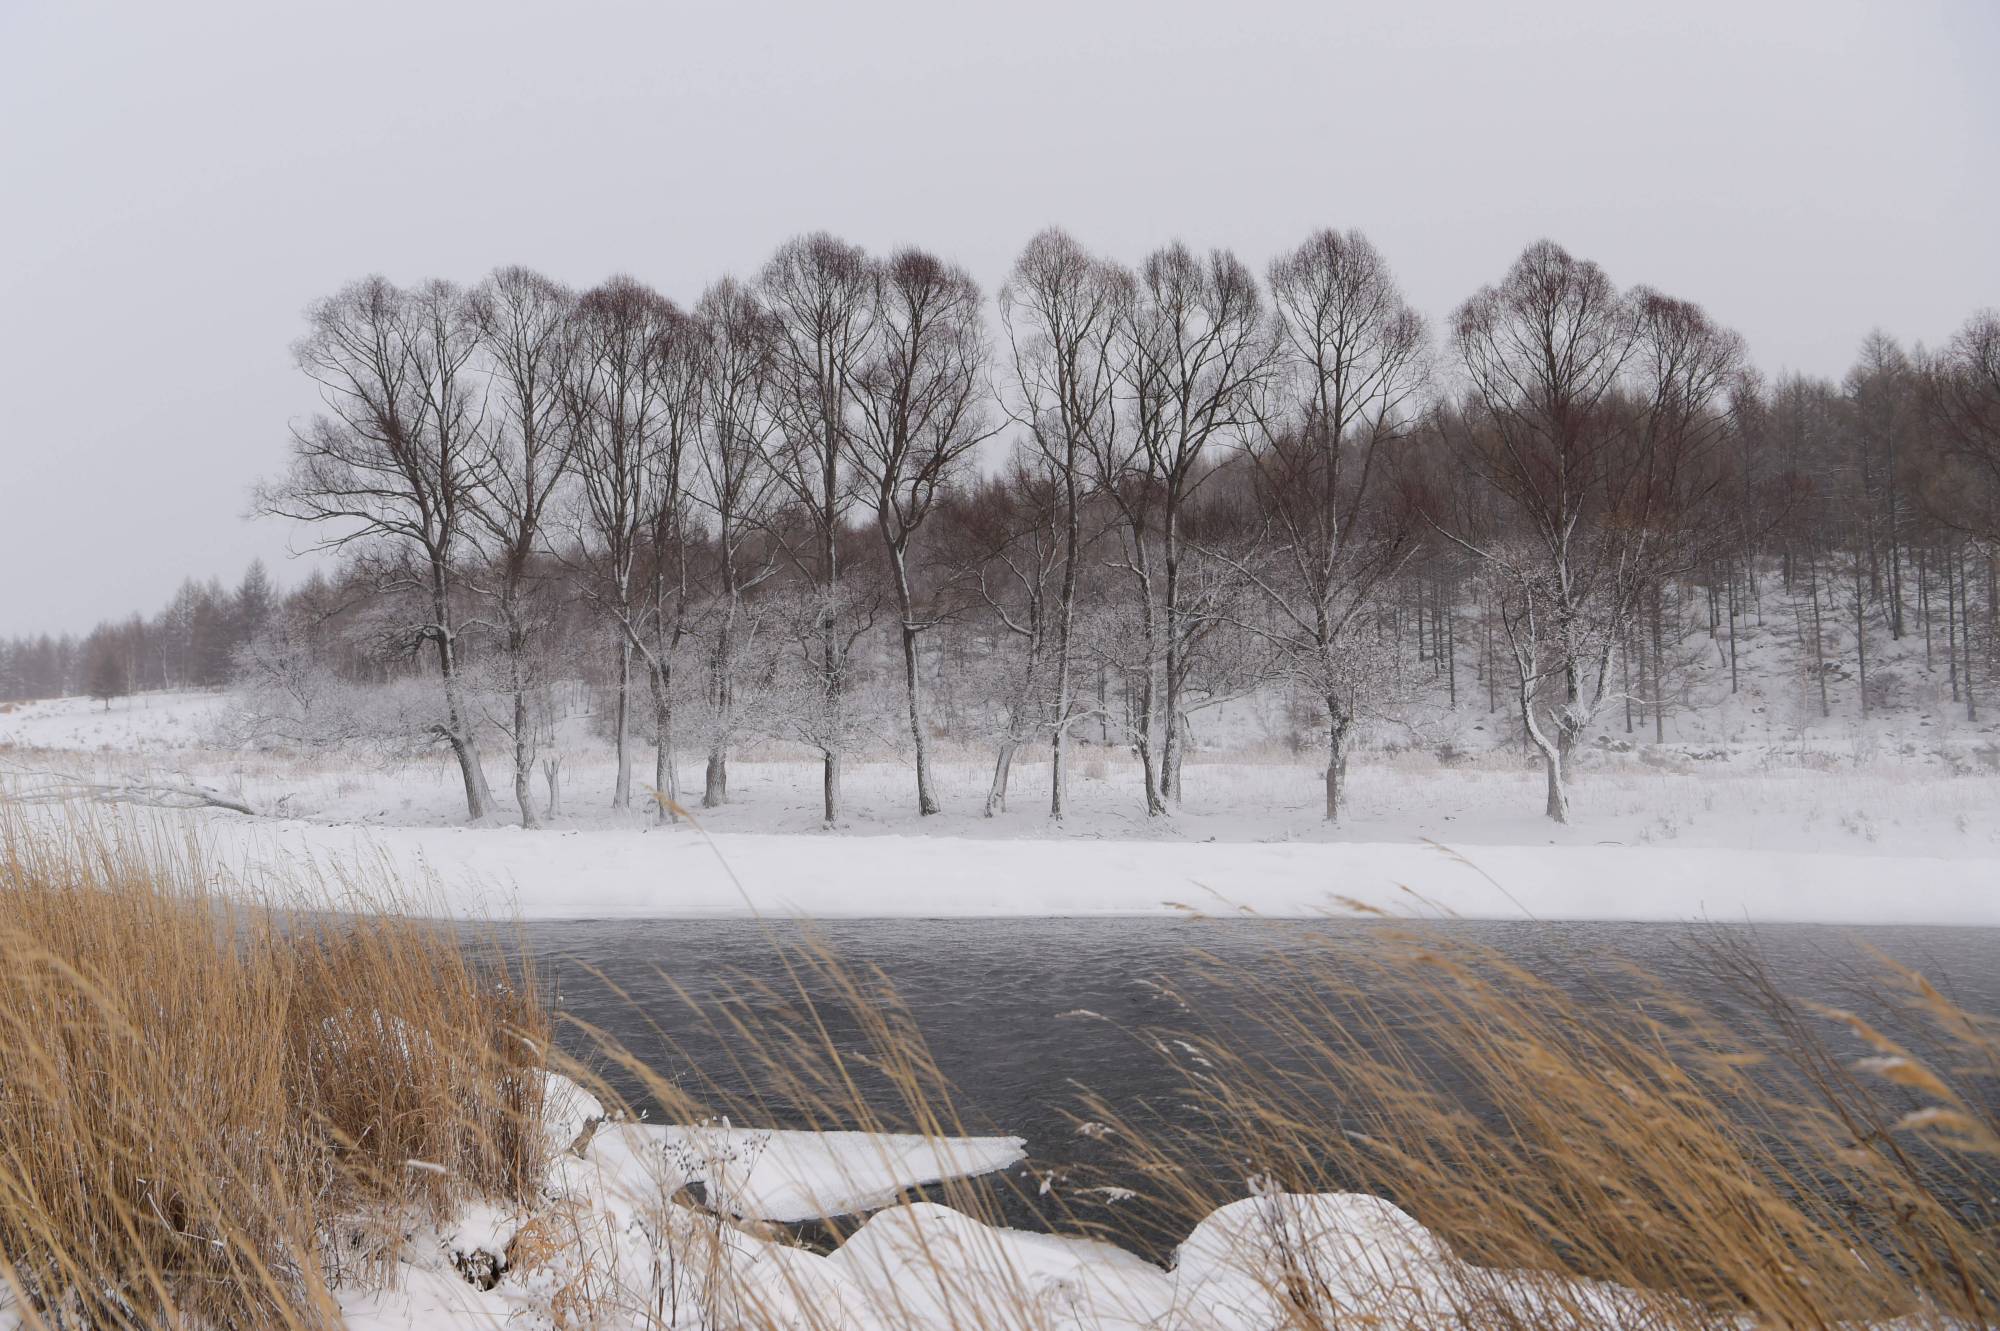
[2,0,1995,637]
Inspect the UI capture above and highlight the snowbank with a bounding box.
[337,1161,1706,1330]
[202,817,2000,926]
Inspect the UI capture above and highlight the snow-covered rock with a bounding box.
[1172,1191,1452,1326]
[830,1201,1176,1330]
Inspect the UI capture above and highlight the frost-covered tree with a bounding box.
[850,248,993,815]
[1116,242,1269,811]
[945,460,1068,817]
[469,265,576,826]
[1200,229,1432,820]
[690,278,783,807]
[1444,242,1744,822]
[568,276,687,811]
[1443,241,1639,824]
[760,234,874,825]
[257,277,497,820]
[83,627,129,710]
[1000,229,1126,820]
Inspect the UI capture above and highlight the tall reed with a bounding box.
[0,810,549,1329]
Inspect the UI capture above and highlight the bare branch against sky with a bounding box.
[0,0,1994,634]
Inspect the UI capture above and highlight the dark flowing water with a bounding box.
[513,918,2000,1251]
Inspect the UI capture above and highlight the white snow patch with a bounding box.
[553,1121,1027,1224]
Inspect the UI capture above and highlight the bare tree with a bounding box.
[945,460,1067,816]
[1443,243,1746,821]
[850,248,993,815]
[759,234,875,826]
[568,276,684,810]
[1443,241,1639,824]
[1117,242,1269,809]
[1624,288,1747,738]
[999,229,1127,820]
[1231,228,1429,820]
[1920,310,2000,542]
[83,626,129,711]
[468,265,575,827]
[690,278,783,807]
[630,318,705,821]
[258,277,497,820]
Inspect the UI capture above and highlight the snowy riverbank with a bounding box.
[325,1076,1764,1331]
[195,815,2000,926]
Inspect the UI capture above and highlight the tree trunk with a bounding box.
[1136,732,1164,818]
[613,639,633,809]
[1810,566,1830,718]
[1855,561,1870,719]
[434,625,491,822]
[542,755,562,819]
[1160,505,1183,806]
[1049,451,1081,822]
[822,750,842,827]
[507,602,539,828]
[819,661,840,826]
[1049,726,1067,821]
[1132,539,1166,818]
[513,690,538,830]
[1543,745,1570,823]
[704,592,736,810]
[984,741,1015,818]
[1652,591,1666,744]
[887,547,940,817]
[445,729,490,822]
[901,622,939,816]
[649,668,678,826]
[1323,708,1349,822]
[704,746,728,807]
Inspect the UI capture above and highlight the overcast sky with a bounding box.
[2,0,1995,637]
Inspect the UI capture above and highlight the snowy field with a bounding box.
[4,686,1997,926]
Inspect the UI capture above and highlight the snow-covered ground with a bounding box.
[0,1063,1715,1330]
[326,1075,1780,1331]
[3,676,1998,925]
[172,818,1993,925]
[5,657,1995,1328]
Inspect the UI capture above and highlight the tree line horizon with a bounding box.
[7,227,1998,827]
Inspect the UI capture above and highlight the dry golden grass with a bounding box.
[1068,922,2000,1329]
[531,880,1996,1329]
[1,802,1995,1329]
[0,810,549,1329]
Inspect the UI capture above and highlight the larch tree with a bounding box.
[1920,311,2000,542]
[1624,288,1747,740]
[84,626,129,710]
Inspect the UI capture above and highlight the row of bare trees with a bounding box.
[251,239,995,828]
[18,233,1996,829]
[245,232,2000,826]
